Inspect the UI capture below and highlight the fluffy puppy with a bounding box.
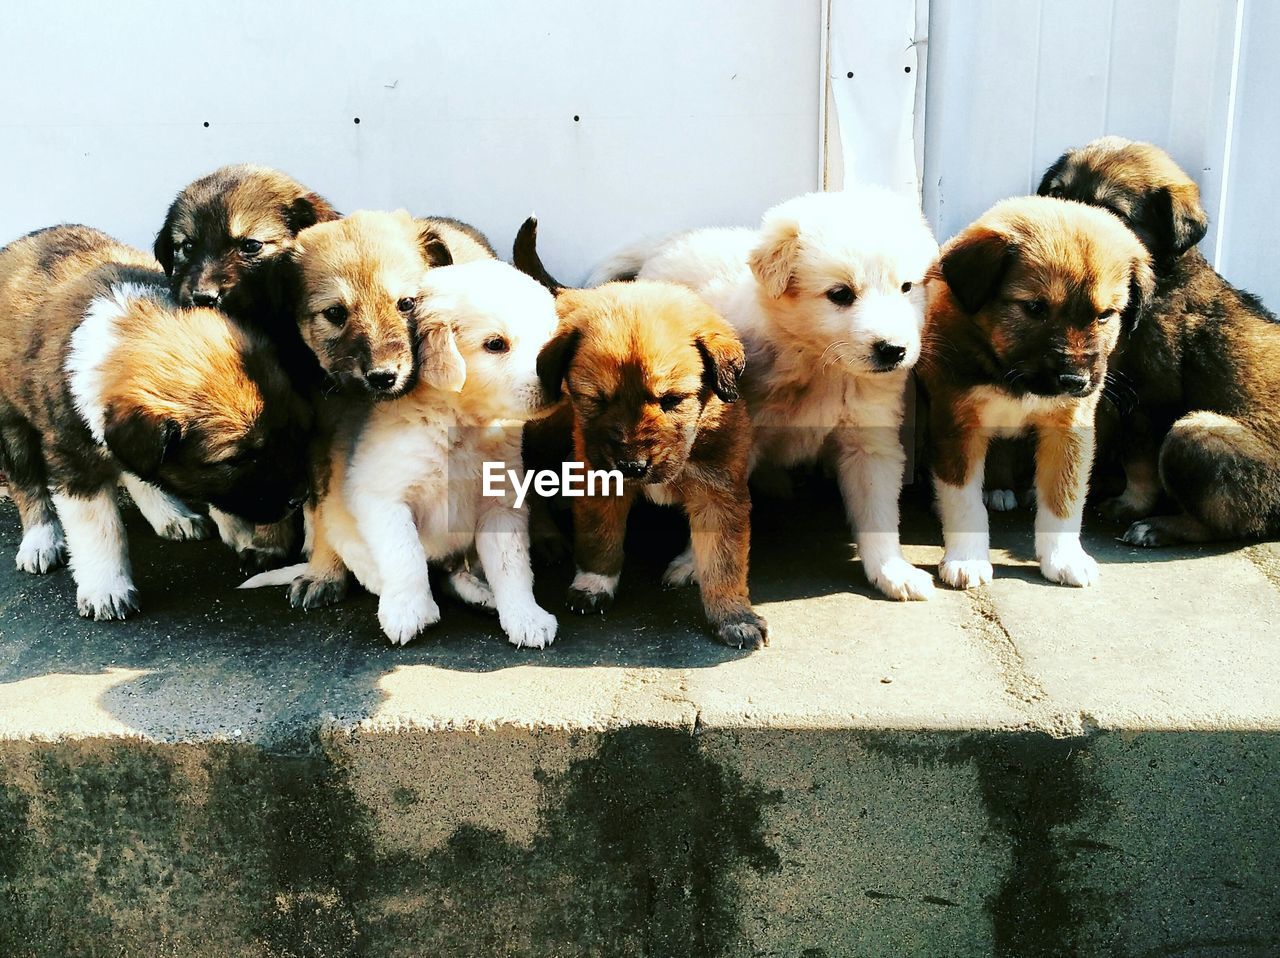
[1038,136,1280,545]
[0,226,309,619]
[418,216,497,264]
[591,188,938,601]
[245,256,562,648]
[154,164,338,569]
[518,219,766,650]
[288,210,456,398]
[920,197,1153,589]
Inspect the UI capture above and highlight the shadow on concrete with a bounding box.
[0,473,1260,746]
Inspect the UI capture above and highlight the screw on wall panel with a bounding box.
[573,115,580,122]
[202,121,209,128]
[354,117,361,124]
[846,71,853,78]
[904,66,912,73]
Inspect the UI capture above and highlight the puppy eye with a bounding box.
[322,305,348,326]
[240,239,263,256]
[483,336,509,354]
[900,281,913,293]
[1022,299,1049,317]
[826,285,856,307]
[178,239,194,256]
[658,394,686,413]
[1098,309,1117,323]
[397,297,417,314]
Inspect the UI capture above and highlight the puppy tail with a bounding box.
[238,562,307,589]
[584,241,660,287]
[512,215,566,293]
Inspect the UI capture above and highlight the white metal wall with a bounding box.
[0,1,820,285]
[921,0,1258,278]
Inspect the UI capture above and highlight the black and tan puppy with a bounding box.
[920,197,1153,589]
[154,164,339,568]
[0,226,309,619]
[1039,136,1280,545]
[517,219,766,650]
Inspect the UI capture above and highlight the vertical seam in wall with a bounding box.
[819,0,834,190]
[1212,0,1247,273]
[1027,2,1046,194]
[1101,0,1117,131]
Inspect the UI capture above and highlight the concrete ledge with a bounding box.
[2,485,1279,956]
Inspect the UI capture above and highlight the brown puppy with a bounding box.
[518,220,766,650]
[154,164,338,568]
[288,210,456,398]
[1039,136,1280,545]
[0,225,309,619]
[920,196,1153,589]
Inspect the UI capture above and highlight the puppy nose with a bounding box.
[191,289,221,308]
[1056,372,1091,395]
[366,369,398,392]
[873,341,907,368]
[615,459,649,479]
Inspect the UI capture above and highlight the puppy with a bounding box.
[288,210,457,399]
[518,219,767,650]
[919,196,1153,589]
[245,250,562,649]
[0,225,309,619]
[592,188,938,601]
[1039,136,1280,545]
[154,164,339,569]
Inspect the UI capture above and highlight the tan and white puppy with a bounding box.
[591,187,940,600]
[0,226,310,619]
[244,256,562,648]
[920,197,1154,589]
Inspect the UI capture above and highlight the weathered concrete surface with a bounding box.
[1,481,1278,957]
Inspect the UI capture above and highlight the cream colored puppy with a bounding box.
[592,187,939,600]
[245,259,561,648]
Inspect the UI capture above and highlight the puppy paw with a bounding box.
[661,552,698,588]
[500,603,558,650]
[1039,545,1100,587]
[237,546,291,576]
[377,590,441,646]
[1121,519,1171,548]
[939,557,994,590]
[1098,495,1151,524]
[566,571,618,615]
[289,574,348,611]
[444,569,498,614]
[157,513,215,542]
[711,609,769,651]
[983,489,1020,512]
[866,556,935,601]
[15,524,68,575]
[76,581,139,621]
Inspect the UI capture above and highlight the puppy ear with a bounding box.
[513,216,565,293]
[103,407,183,479]
[153,211,176,276]
[1141,185,1208,260]
[285,192,340,234]
[748,218,802,299]
[536,323,582,400]
[420,322,466,392]
[695,321,746,403]
[1036,151,1072,196]
[1122,254,1156,333]
[417,225,453,269]
[940,227,1016,314]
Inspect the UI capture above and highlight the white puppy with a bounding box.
[592,187,939,600]
[244,260,561,648]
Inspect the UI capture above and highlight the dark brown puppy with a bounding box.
[1039,136,1280,545]
[517,219,766,650]
[154,164,338,568]
[0,225,309,619]
[920,196,1153,589]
